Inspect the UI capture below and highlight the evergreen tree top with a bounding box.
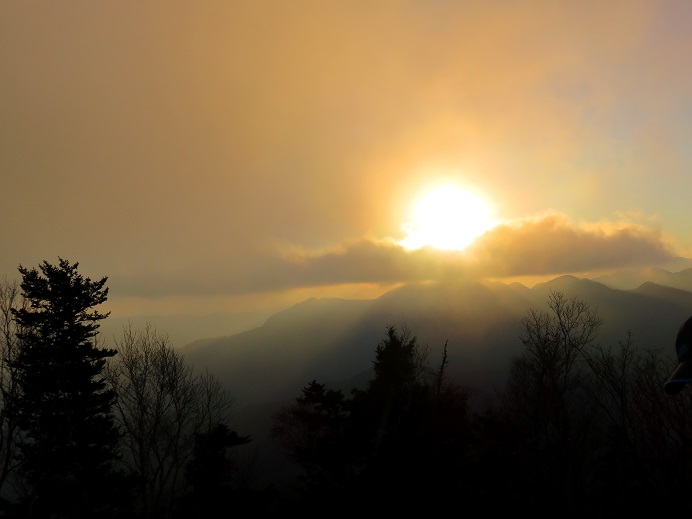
[14,257,110,328]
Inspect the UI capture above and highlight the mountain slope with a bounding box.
[594,266,692,291]
[179,274,692,489]
[183,275,690,412]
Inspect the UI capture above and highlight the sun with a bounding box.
[398,185,496,251]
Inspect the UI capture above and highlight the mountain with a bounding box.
[183,275,692,410]
[594,266,692,291]
[180,273,692,488]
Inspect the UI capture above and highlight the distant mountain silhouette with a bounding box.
[180,272,692,489]
[183,274,692,411]
[594,266,692,291]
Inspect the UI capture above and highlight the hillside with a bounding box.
[179,272,692,489]
[184,275,691,410]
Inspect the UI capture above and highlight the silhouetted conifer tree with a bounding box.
[271,380,351,494]
[10,258,125,518]
[177,423,251,518]
[348,325,470,512]
[273,326,472,514]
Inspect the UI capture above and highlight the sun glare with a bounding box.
[398,185,496,251]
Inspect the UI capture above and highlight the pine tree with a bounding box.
[179,423,251,518]
[11,258,123,518]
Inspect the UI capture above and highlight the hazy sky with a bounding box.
[3,1,692,327]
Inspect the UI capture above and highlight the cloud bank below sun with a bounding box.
[111,212,679,298]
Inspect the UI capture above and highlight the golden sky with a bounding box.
[2,1,692,322]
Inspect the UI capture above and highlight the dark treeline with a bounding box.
[271,292,692,517]
[0,259,259,519]
[0,258,691,518]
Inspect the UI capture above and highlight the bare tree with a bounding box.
[501,290,603,507]
[0,277,24,502]
[578,331,692,504]
[106,323,235,519]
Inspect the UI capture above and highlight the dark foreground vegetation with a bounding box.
[0,258,690,518]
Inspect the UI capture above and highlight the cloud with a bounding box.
[465,212,677,277]
[275,212,678,286]
[111,213,679,298]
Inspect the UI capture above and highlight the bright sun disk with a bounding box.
[398,185,496,251]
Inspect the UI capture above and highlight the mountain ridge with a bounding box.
[177,270,692,488]
[183,272,692,412]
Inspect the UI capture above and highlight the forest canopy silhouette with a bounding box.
[0,258,691,517]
